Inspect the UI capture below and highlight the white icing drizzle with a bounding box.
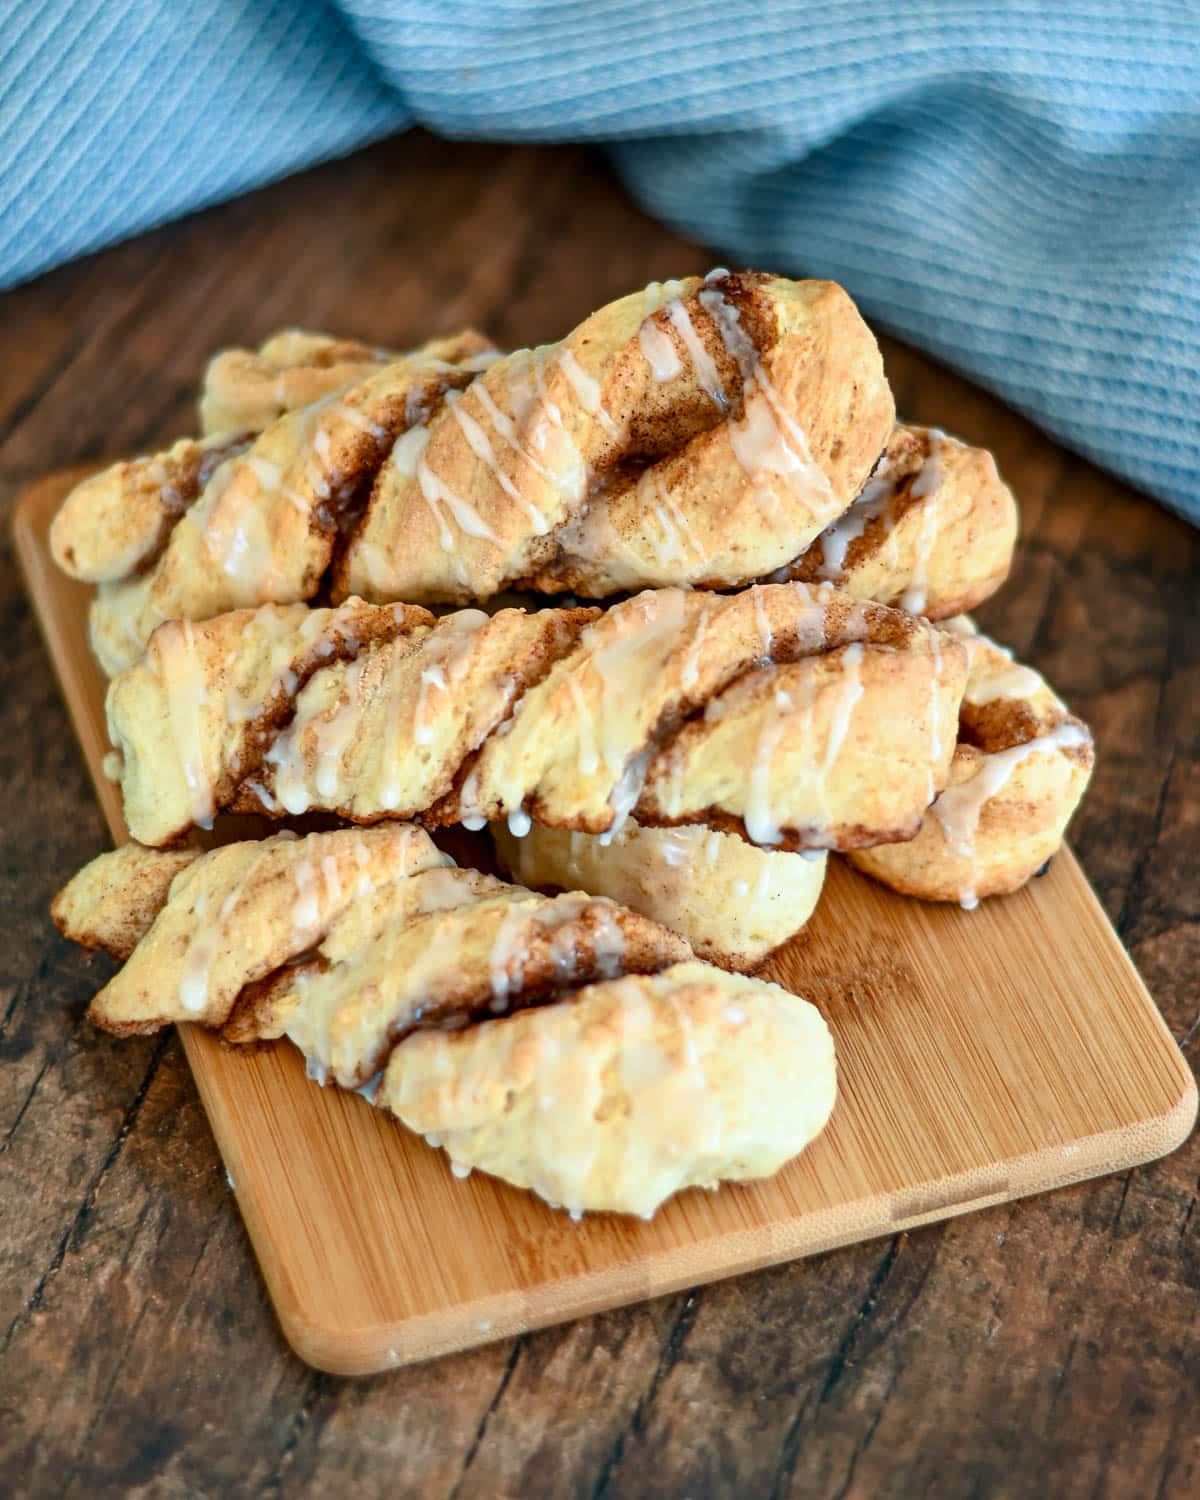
[458,761,487,830]
[931,722,1089,908]
[355,1071,384,1104]
[447,390,550,534]
[634,469,705,572]
[589,591,690,830]
[680,601,714,690]
[899,429,946,614]
[529,347,588,504]
[600,746,655,845]
[752,587,774,663]
[331,400,389,440]
[698,285,838,523]
[178,848,269,1014]
[665,300,727,409]
[966,661,1047,705]
[320,852,343,906]
[819,643,865,785]
[411,608,489,750]
[487,901,530,1005]
[744,687,793,846]
[642,278,687,314]
[413,664,446,746]
[750,848,776,906]
[409,421,501,553]
[292,856,320,935]
[657,827,698,868]
[638,319,682,382]
[927,629,944,803]
[566,675,601,776]
[816,464,898,578]
[158,620,216,829]
[558,349,619,437]
[246,455,283,491]
[472,380,554,484]
[911,427,946,500]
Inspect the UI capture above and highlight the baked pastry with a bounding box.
[52,334,500,676]
[50,841,202,959]
[336,271,893,602]
[102,583,968,851]
[381,963,836,1219]
[849,619,1094,906]
[52,273,895,672]
[786,424,1018,619]
[199,328,495,435]
[196,335,1013,625]
[494,820,826,971]
[53,829,837,1217]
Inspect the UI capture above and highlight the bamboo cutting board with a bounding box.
[15,470,1197,1376]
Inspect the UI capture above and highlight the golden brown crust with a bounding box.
[104,583,967,853]
[339,272,895,603]
[848,622,1095,905]
[50,432,254,583]
[380,963,837,1218]
[787,425,1019,620]
[198,328,494,435]
[51,827,836,1218]
[492,820,826,971]
[81,827,452,1033]
[51,843,202,960]
[53,276,898,675]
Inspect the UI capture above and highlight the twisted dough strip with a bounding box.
[494,821,826,972]
[53,829,836,1218]
[53,273,894,673]
[787,424,1018,620]
[105,582,968,852]
[202,332,1014,624]
[337,271,894,603]
[849,620,1094,906]
[200,329,405,435]
[53,332,498,676]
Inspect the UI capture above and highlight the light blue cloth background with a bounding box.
[3,2,1199,519]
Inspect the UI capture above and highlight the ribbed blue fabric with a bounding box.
[3,2,1199,519]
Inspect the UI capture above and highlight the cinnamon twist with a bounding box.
[53,829,837,1218]
[200,329,409,435]
[336,271,893,603]
[104,583,968,853]
[788,424,1018,619]
[53,332,499,675]
[53,273,898,673]
[202,330,1014,625]
[849,619,1094,906]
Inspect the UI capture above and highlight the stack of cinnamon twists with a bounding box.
[49,270,1093,1216]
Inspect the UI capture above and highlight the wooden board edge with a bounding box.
[11,470,128,837]
[259,1072,1199,1376]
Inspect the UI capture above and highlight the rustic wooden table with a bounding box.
[1,132,1197,1499]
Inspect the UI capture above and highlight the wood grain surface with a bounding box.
[2,132,1198,1497]
[11,467,1194,1380]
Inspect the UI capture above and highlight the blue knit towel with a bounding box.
[3,2,1199,520]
